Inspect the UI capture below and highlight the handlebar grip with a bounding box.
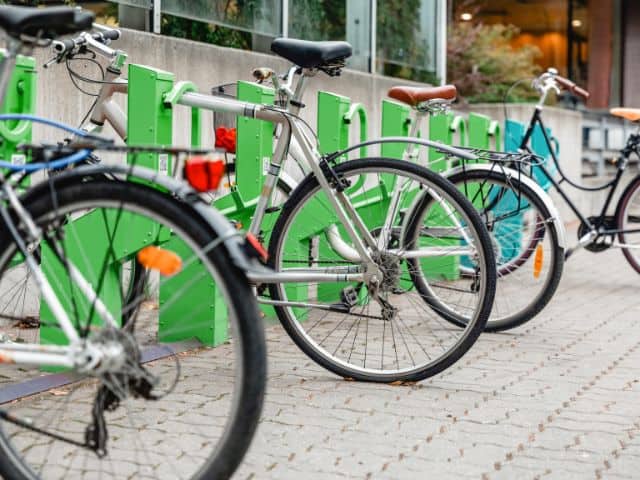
[53,38,75,54]
[98,29,120,41]
[555,75,590,100]
[572,85,590,100]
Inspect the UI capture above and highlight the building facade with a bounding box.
[452,0,637,109]
[113,0,447,85]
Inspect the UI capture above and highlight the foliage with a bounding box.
[289,0,345,41]
[160,0,264,50]
[161,14,251,50]
[447,22,541,103]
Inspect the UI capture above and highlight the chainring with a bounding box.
[578,216,616,252]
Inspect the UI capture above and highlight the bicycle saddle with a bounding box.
[388,85,457,107]
[271,38,352,69]
[610,108,640,122]
[0,6,94,39]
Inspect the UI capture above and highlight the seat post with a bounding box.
[0,38,21,108]
[405,110,426,161]
[288,69,314,116]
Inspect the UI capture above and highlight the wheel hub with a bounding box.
[371,251,401,293]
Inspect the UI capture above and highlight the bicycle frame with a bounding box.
[77,44,482,289]
[519,106,640,250]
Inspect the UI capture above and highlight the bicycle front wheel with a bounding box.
[0,178,265,480]
[268,158,496,383]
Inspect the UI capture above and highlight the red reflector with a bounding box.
[215,126,237,154]
[184,157,225,192]
[246,232,268,262]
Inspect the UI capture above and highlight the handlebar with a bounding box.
[554,74,590,100]
[52,27,120,55]
[533,68,590,102]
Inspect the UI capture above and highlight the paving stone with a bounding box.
[236,248,640,479]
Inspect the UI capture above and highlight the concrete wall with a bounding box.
[31,28,416,151]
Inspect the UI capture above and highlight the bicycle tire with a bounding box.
[0,178,266,480]
[616,174,640,273]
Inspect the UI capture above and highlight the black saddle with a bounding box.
[271,38,352,70]
[0,6,94,39]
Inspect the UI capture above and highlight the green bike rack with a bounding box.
[428,113,467,171]
[164,80,201,149]
[317,91,350,158]
[314,91,373,302]
[214,81,275,234]
[134,65,225,346]
[0,54,36,176]
[422,113,468,280]
[40,64,222,357]
[467,112,501,152]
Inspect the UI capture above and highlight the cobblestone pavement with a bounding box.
[237,247,640,479]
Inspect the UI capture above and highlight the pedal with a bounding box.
[340,285,359,308]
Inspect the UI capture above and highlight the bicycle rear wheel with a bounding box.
[0,178,265,480]
[444,168,564,331]
[267,158,496,383]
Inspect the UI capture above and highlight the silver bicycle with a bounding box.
[0,6,267,479]
[48,30,498,383]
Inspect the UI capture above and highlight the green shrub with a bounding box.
[447,22,541,103]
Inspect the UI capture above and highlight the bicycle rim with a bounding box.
[268,158,495,382]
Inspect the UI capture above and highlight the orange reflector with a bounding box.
[533,244,544,279]
[184,157,225,192]
[137,246,182,277]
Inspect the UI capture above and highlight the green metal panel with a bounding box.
[424,113,467,280]
[214,81,276,240]
[39,210,159,364]
[127,64,227,346]
[127,64,174,175]
[428,113,467,172]
[467,112,491,150]
[212,81,277,318]
[235,80,275,201]
[0,54,36,176]
[317,90,351,158]
[380,100,410,159]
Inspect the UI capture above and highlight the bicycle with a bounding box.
[385,69,639,332]
[0,6,267,479]
[48,30,499,383]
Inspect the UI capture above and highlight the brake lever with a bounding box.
[43,51,69,69]
[43,55,60,69]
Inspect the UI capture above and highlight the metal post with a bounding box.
[369,0,376,73]
[281,0,289,37]
[437,0,447,85]
[153,0,161,34]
